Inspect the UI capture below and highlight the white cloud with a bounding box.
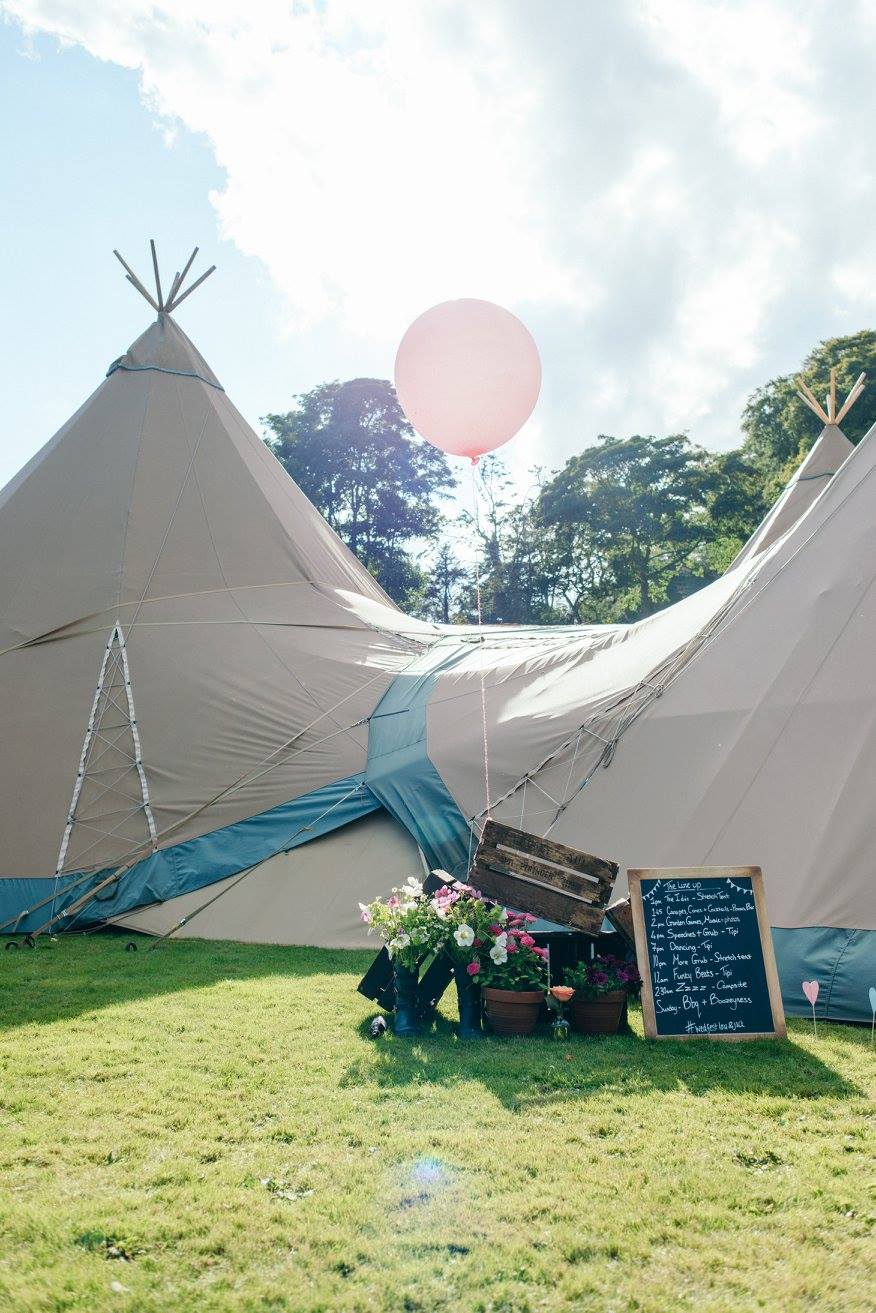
[4,0,876,466]
[640,0,820,166]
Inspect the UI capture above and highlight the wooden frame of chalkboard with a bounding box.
[628,867,786,1041]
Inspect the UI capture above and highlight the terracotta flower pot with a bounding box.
[570,989,625,1035]
[483,987,544,1036]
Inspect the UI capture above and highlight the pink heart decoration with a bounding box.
[802,980,819,1007]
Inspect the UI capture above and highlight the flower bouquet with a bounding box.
[563,954,641,1035]
[446,899,549,1037]
[428,879,504,1039]
[359,877,451,1037]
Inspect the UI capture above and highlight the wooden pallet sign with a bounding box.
[471,820,618,935]
[628,867,786,1040]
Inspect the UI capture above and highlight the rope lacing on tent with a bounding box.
[106,360,225,391]
[468,417,876,842]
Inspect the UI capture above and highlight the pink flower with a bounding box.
[466,960,481,976]
[473,938,483,947]
[387,895,400,911]
[520,934,535,948]
[488,924,503,936]
[524,914,537,923]
[505,940,518,953]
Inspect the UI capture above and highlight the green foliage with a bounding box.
[563,953,641,998]
[263,378,456,609]
[421,542,468,623]
[262,331,876,627]
[540,434,719,619]
[0,939,872,1312]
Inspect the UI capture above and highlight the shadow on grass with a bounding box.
[342,1008,867,1108]
[0,931,375,1033]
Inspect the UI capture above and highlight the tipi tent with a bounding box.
[2,250,873,1021]
[0,248,436,945]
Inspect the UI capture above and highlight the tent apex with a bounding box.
[797,370,865,428]
[114,242,216,314]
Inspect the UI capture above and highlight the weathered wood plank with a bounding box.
[471,863,606,934]
[475,843,612,905]
[482,820,619,884]
[605,896,635,946]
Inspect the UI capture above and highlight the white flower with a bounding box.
[404,877,424,897]
[499,909,508,924]
[433,904,448,919]
[489,944,508,965]
[454,924,475,947]
[493,931,507,949]
[391,933,411,951]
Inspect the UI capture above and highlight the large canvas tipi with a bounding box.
[1,251,873,1022]
[0,248,433,947]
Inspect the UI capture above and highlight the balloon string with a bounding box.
[470,458,491,819]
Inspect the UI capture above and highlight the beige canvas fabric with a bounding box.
[427,424,876,933]
[730,423,853,568]
[113,809,422,946]
[0,313,438,878]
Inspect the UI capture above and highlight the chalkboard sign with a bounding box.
[628,867,786,1040]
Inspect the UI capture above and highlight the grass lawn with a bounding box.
[0,938,872,1313]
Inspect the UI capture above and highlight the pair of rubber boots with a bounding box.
[392,963,482,1039]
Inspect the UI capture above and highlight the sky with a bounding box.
[3,0,876,494]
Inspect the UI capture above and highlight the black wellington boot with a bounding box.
[392,961,421,1037]
[455,970,483,1039]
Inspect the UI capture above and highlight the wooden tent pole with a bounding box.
[166,247,199,309]
[149,239,164,310]
[113,250,160,311]
[168,264,216,309]
[835,373,867,425]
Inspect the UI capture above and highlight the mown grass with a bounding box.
[0,937,872,1312]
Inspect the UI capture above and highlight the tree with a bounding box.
[423,543,468,624]
[702,448,771,573]
[539,434,718,619]
[263,379,456,609]
[741,330,876,500]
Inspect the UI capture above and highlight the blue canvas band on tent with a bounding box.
[0,773,377,935]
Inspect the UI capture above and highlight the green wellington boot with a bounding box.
[455,970,483,1039]
[392,961,421,1037]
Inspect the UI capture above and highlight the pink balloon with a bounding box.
[802,980,819,1006]
[394,298,541,461]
